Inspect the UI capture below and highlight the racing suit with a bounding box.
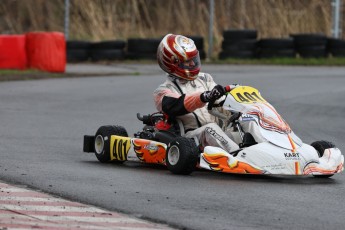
[153,72,240,153]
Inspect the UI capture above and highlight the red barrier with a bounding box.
[0,35,27,70]
[26,32,66,73]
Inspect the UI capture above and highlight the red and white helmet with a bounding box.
[157,34,201,81]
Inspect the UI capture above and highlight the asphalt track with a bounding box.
[1,64,345,230]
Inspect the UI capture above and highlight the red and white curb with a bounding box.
[0,181,175,230]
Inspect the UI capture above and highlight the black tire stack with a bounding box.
[291,34,328,58]
[327,38,345,57]
[126,38,161,60]
[219,29,258,59]
[257,38,296,58]
[66,41,91,62]
[90,40,126,61]
[188,35,206,59]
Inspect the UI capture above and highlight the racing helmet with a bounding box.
[157,34,201,81]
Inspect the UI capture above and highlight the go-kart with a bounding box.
[83,86,344,177]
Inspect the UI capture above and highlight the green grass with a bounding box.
[0,69,64,81]
[213,57,345,66]
[0,69,41,75]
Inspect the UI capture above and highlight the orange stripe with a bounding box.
[295,161,300,175]
[288,134,296,152]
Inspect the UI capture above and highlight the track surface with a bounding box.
[1,64,345,230]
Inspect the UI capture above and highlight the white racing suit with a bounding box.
[153,73,264,153]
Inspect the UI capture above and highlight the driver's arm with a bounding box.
[153,87,205,117]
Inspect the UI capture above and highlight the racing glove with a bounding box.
[200,85,226,103]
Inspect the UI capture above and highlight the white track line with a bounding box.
[0,181,174,230]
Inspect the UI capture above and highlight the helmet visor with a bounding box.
[178,54,201,71]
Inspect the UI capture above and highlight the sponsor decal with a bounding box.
[241,114,255,122]
[284,152,300,160]
[262,163,286,171]
[240,152,247,158]
[205,127,228,145]
[144,144,159,153]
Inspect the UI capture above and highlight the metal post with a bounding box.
[64,0,70,40]
[332,0,342,38]
[207,0,214,61]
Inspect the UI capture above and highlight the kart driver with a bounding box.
[153,34,243,154]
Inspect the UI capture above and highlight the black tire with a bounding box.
[91,40,126,49]
[94,125,128,163]
[327,38,345,49]
[258,38,294,49]
[199,49,206,60]
[67,49,89,62]
[166,137,199,175]
[311,140,336,178]
[90,49,125,61]
[223,29,257,40]
[297,46,327,58]
[257,49,296,58]
[291,34,327,47]
[67,40,91,49]
[219,50,255,59]
[329,48,345,57]
[127,38,160,53]
[125,52,157,60]
[221,39,257,51]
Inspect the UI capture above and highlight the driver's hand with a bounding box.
[200,85,225,103]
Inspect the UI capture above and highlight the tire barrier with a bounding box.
[219,29,258,59]
[66,40,126,62]
[26,32,66,72]
[90,40,126,61]
[66,41,91,62]
[219,31,345,59]
[0,35,27,70]
[327,38,345,57]
[291,34,328,58]
[257,38,296,58]
[125,38,161,60]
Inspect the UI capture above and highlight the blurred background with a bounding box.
[0,0,344,63]
[1,1,344,46]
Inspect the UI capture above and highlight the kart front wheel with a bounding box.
[94,125,128,163]
[311,140,336,178]
[166,137,199,175]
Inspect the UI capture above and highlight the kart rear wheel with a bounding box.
[94,125,128,163]
[166,137,199,175]
[311,140,336,178]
